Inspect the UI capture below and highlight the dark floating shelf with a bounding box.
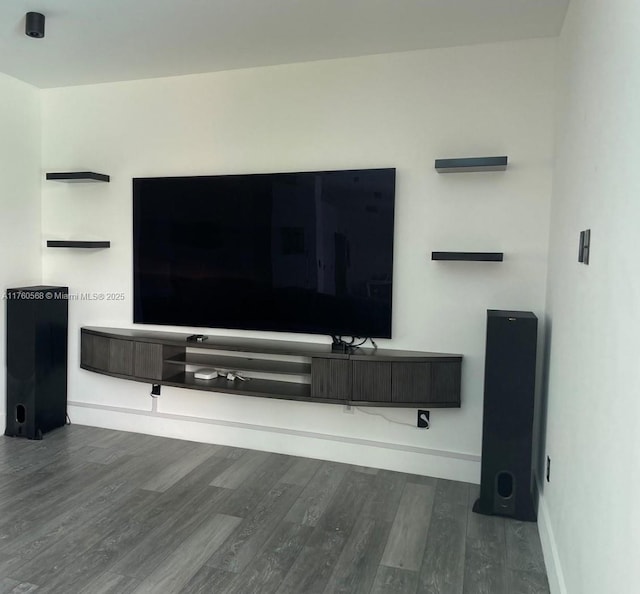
[46,172,110,183]
[47,241,111,249]
[432,251,504,262]
[435,156,508,173]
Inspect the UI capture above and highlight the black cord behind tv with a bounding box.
[133,168,396,338]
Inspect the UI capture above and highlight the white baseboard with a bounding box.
[67,401,481,483]
[537,491,567,594]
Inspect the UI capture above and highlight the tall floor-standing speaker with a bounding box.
[473,310,538,521]
[5,286,68,439]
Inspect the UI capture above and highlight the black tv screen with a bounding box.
[133,168,395,338]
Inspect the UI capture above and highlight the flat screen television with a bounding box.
[133,168,396,338]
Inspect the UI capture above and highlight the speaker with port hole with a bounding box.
[5,286,68,439]
[473,309,538,521]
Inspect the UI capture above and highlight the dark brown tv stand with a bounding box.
[80,327,462,408]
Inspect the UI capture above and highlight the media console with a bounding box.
[80,327,462,408]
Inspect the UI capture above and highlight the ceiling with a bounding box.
[0,0,569,89]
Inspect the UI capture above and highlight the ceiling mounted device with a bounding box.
[25,12,45,38]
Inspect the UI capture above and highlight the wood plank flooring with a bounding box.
[0,425,549,594]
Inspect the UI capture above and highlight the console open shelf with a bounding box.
[81,327,462,408]
[164,372,314,400]
[46,171,110,183]
[164,352,311,377]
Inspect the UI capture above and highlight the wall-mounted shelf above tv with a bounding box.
[435,156,508,173]
[432,251,504,262]
[46,172,110,183]
[47,241,111,249]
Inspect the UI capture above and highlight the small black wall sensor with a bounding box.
[578,229,591,264]
[26,12,45,38]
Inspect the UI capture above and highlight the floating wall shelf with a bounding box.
[435,156,508,173]
[432,252,504,262]
[47,241,111,249]
[46,172,110,183]
[81,326,463,408]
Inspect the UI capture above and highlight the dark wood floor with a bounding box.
[0,425,549,594]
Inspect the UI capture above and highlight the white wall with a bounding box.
[41,39,555,482]
[0,73,42,428]
[539,0,640,593]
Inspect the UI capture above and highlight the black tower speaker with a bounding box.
[473,310,538,521]
[5,286,68,439]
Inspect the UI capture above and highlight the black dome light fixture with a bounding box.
[25,12,45,38]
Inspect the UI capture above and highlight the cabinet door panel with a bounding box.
[108,339,134,376]
[81,333,109,372]
[352,361,391,402]
[134,342,163,380]
[311,358,350,400]
[431,361,461,406]
[391,362,431,403]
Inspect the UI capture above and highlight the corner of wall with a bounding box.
[537,489,567,594]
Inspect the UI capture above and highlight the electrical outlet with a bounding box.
[546,456,551,482]
[417,410,430,428]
